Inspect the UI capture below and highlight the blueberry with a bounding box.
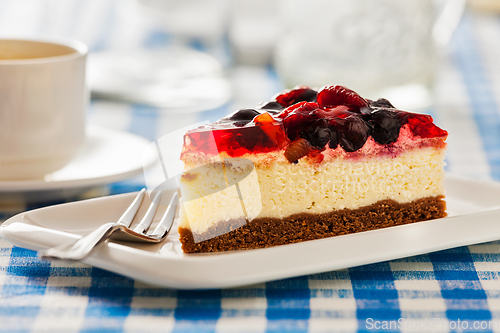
[335,114,369,152]
[257,101,285,111]
[277,87,318,106]
[216,108,261,126]
[328,126,339,149]
[229,109,261,121]
[369,109,402,144]
[313,127,331,147]
[304,127,331,148]
[301,119,331,148]
[370,98,395,109]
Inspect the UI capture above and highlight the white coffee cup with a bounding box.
[0,39,87,180]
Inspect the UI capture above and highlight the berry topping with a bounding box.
[317,85,369,110]
[370,98,395,109]
[257,101,285,111]
[284,138,315,163]
[405,113,448,138]
[277,101,320,120]
[276,86,318,107]
[254,112,289,147]
[368,109,402,144]
[302,119,331,148]
[181,85,447,162]
[278,102,321,141]
[220,108,261,127]
[328,127,339,149]
[334,113,370,152]
[229,109,261,121]
[254,112,275,125]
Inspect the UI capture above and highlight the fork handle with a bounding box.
[39,222,121,261]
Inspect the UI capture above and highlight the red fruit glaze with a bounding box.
[405,113,448,138]
[182,113,289,157]
[181,85,447,160]
[277,101,319,119]
[254,113,289,146]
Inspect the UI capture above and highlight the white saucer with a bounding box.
[0,126,155,193]
[88,48,231,112]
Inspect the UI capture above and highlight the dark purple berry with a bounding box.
[312,127,331,148]
[304,127,331,148]
[335,114,369,152]
[233,121,250,127]
[328,127,339,149]
[369,109,402,144]
[301,119,331,148]
[217,109,260,126]
[257,101,285,111]
[229,109,261,121]
[295,88,318,103]
[370,98,395,109]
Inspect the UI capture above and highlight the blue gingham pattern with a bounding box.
[2,5,500,332]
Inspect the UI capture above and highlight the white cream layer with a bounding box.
[179,146,446,237]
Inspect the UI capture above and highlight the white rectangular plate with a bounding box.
[1,175,500,289]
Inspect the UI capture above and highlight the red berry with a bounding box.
[275,86,317,107]
[278,102,321,141]
[277,101,319,119]
[317,85,368,110]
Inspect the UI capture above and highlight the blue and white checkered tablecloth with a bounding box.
[2,4,500,332]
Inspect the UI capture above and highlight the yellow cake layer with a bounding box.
[178,146,446,237]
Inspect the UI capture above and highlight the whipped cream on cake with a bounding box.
[178,85,448,253]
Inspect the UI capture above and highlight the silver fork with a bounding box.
[39,189,179,261]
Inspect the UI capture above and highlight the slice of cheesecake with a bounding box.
[178,85,447,253]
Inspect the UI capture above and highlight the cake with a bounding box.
[178,85,447,253]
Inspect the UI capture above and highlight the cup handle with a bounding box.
[432,0,467,48]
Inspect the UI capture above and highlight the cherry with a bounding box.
[317,85,368,111]
[276,86,318,107]
[279,102,321,141]
[277,101,319,119]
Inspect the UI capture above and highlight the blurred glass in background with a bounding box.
[0,0,468,113]
[275,0,465,110]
